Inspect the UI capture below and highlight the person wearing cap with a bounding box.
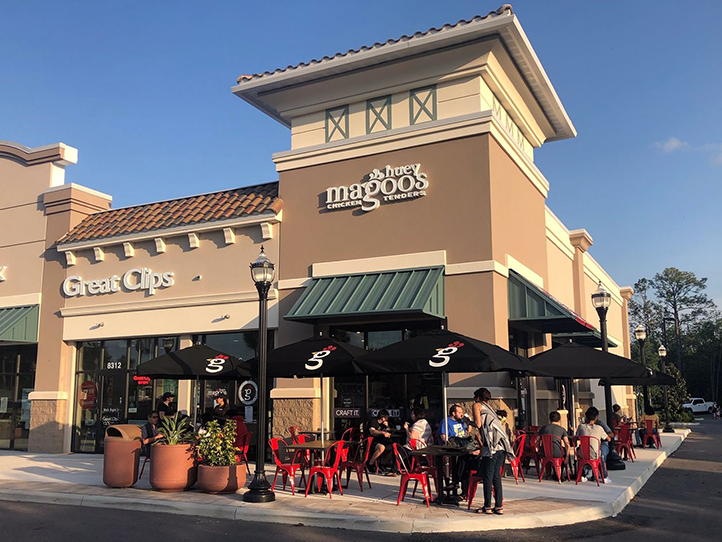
[157,392,176,421]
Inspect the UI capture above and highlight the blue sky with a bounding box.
[2,1,720,304]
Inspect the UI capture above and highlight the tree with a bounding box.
[650,363,690,422]
[650,268,715,376]
[628,277,662,342]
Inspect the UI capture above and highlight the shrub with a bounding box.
[158,413,193,446]
[197,420,239,466]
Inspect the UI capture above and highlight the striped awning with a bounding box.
[0,304,39,343]
[285,267,445,324]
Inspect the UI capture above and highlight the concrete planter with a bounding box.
[198,464,246,494]
[149,443,197,492]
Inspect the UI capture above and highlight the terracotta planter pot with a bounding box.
[198,464,246,494]
[149,443,197,492]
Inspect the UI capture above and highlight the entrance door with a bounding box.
[0,346,36,450]
[97,371,128,452]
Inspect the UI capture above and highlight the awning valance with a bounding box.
[0,304,39,344]
[552,331,618,349]
[284,266,445,324]
[508,270,595,334]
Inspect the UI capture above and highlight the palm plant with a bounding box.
[158,413,193,445]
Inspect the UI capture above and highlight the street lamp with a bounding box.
[591,282,625,471]
[244,246,276,503]
[658,345,674,433]
[634,324,649,409]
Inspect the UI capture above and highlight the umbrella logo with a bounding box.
[429,341,464,368]
[305,345,336,371]
[206,355,229,374]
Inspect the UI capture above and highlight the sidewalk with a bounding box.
[0,430,689,533]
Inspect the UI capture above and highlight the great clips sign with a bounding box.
[62,267,174,297]
[324,163,428,212]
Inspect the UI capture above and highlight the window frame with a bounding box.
[409,85,437,125]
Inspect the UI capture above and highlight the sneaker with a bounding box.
[580,476,588,482]
[604,477,612,484]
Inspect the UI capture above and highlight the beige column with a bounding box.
[176,335,194,416]
[619,287,634,359]
[28,184,111,453]
[569,229,593,318]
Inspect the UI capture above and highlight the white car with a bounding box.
[682,398,717,414]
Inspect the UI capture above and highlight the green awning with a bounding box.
[508,270,595,334]
[552,331,618,349]
[0,305,39,344]
[285,267,445,324]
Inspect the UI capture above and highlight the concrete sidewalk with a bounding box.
[0,430,689,533]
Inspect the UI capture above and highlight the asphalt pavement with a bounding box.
[1,419,719,542]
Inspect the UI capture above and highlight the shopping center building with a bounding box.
[0,6,636,454]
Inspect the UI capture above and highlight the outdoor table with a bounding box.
[409,445,469,506]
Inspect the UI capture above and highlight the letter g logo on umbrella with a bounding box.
[305,345,337,371]
[206,355,229,373]
[429,341,465,368]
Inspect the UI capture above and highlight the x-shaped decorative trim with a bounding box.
[366,96,391,133]
[410,86,437,125]
[326,106,349,142]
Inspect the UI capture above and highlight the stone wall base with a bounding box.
[272,398,319,439]
[28,399,67,453]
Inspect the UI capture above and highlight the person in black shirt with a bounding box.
[157,392,176,421]
[538,411,570,459]
[213,396,228,419]
[366,409,392,470]
[141,411,163,456]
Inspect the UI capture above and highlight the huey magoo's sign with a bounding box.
[324,163,428,212]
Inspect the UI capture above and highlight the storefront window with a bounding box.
[0,345,36,451]
[73,336,179,453]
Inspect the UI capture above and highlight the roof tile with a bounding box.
[58,182,281,245]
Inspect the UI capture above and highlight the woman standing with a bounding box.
[472,387,514,515]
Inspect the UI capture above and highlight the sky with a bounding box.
[1,1,720,304]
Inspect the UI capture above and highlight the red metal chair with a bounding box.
[339,427,355,463]
[305,440,345,499]
[269,437,306,495]
[642,420,661,449]
[519,430,541,475]
[235,431,253,475]
[506,432,527,484]
[575,435,604,486]
[615,424,636,462]
[393,443,432,507]
[466,468,499,510]
[538,434,570,483]
[288,426,301,444]
[408,438,439,497]
[341,436,373,491]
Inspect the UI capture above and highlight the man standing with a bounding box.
[157,392,175,421]
[576,407,612,483]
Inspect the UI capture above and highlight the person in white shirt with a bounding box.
[576,406,612,482]
[403,407,432,449]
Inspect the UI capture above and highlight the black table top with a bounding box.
[409,445,470,457]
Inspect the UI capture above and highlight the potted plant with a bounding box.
[197,419,246,493]
[149,413,197,492]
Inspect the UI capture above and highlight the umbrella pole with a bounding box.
[443,372,449,440]
[193,376,199,428]
[320,375,325,447]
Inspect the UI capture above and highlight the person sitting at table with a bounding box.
[439,404,469,495]
[403,407,432,449]
[639,405,660,447]
[612,404,629,426]
[367,409,392,472]
[538,411,571,479]
[141,411,163,457]
[576,406,612,483]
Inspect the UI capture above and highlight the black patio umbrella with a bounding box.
[598,369,675,387]
[529,342,652,379]
[355,329,536,375]
[137,344,251,379]
[246,336,367,444]
[137,344,251,427]
[355,329,542,440]
[246,336,366,378]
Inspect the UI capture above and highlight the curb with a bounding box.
[0,430,690,533]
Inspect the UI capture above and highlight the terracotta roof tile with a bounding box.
[235,5,513,84]
[58,182,282,245]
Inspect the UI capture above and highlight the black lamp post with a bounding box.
[634,324,649,409]
[244,246,276,503]
[591,281,625,471]
[659,345,674,433]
